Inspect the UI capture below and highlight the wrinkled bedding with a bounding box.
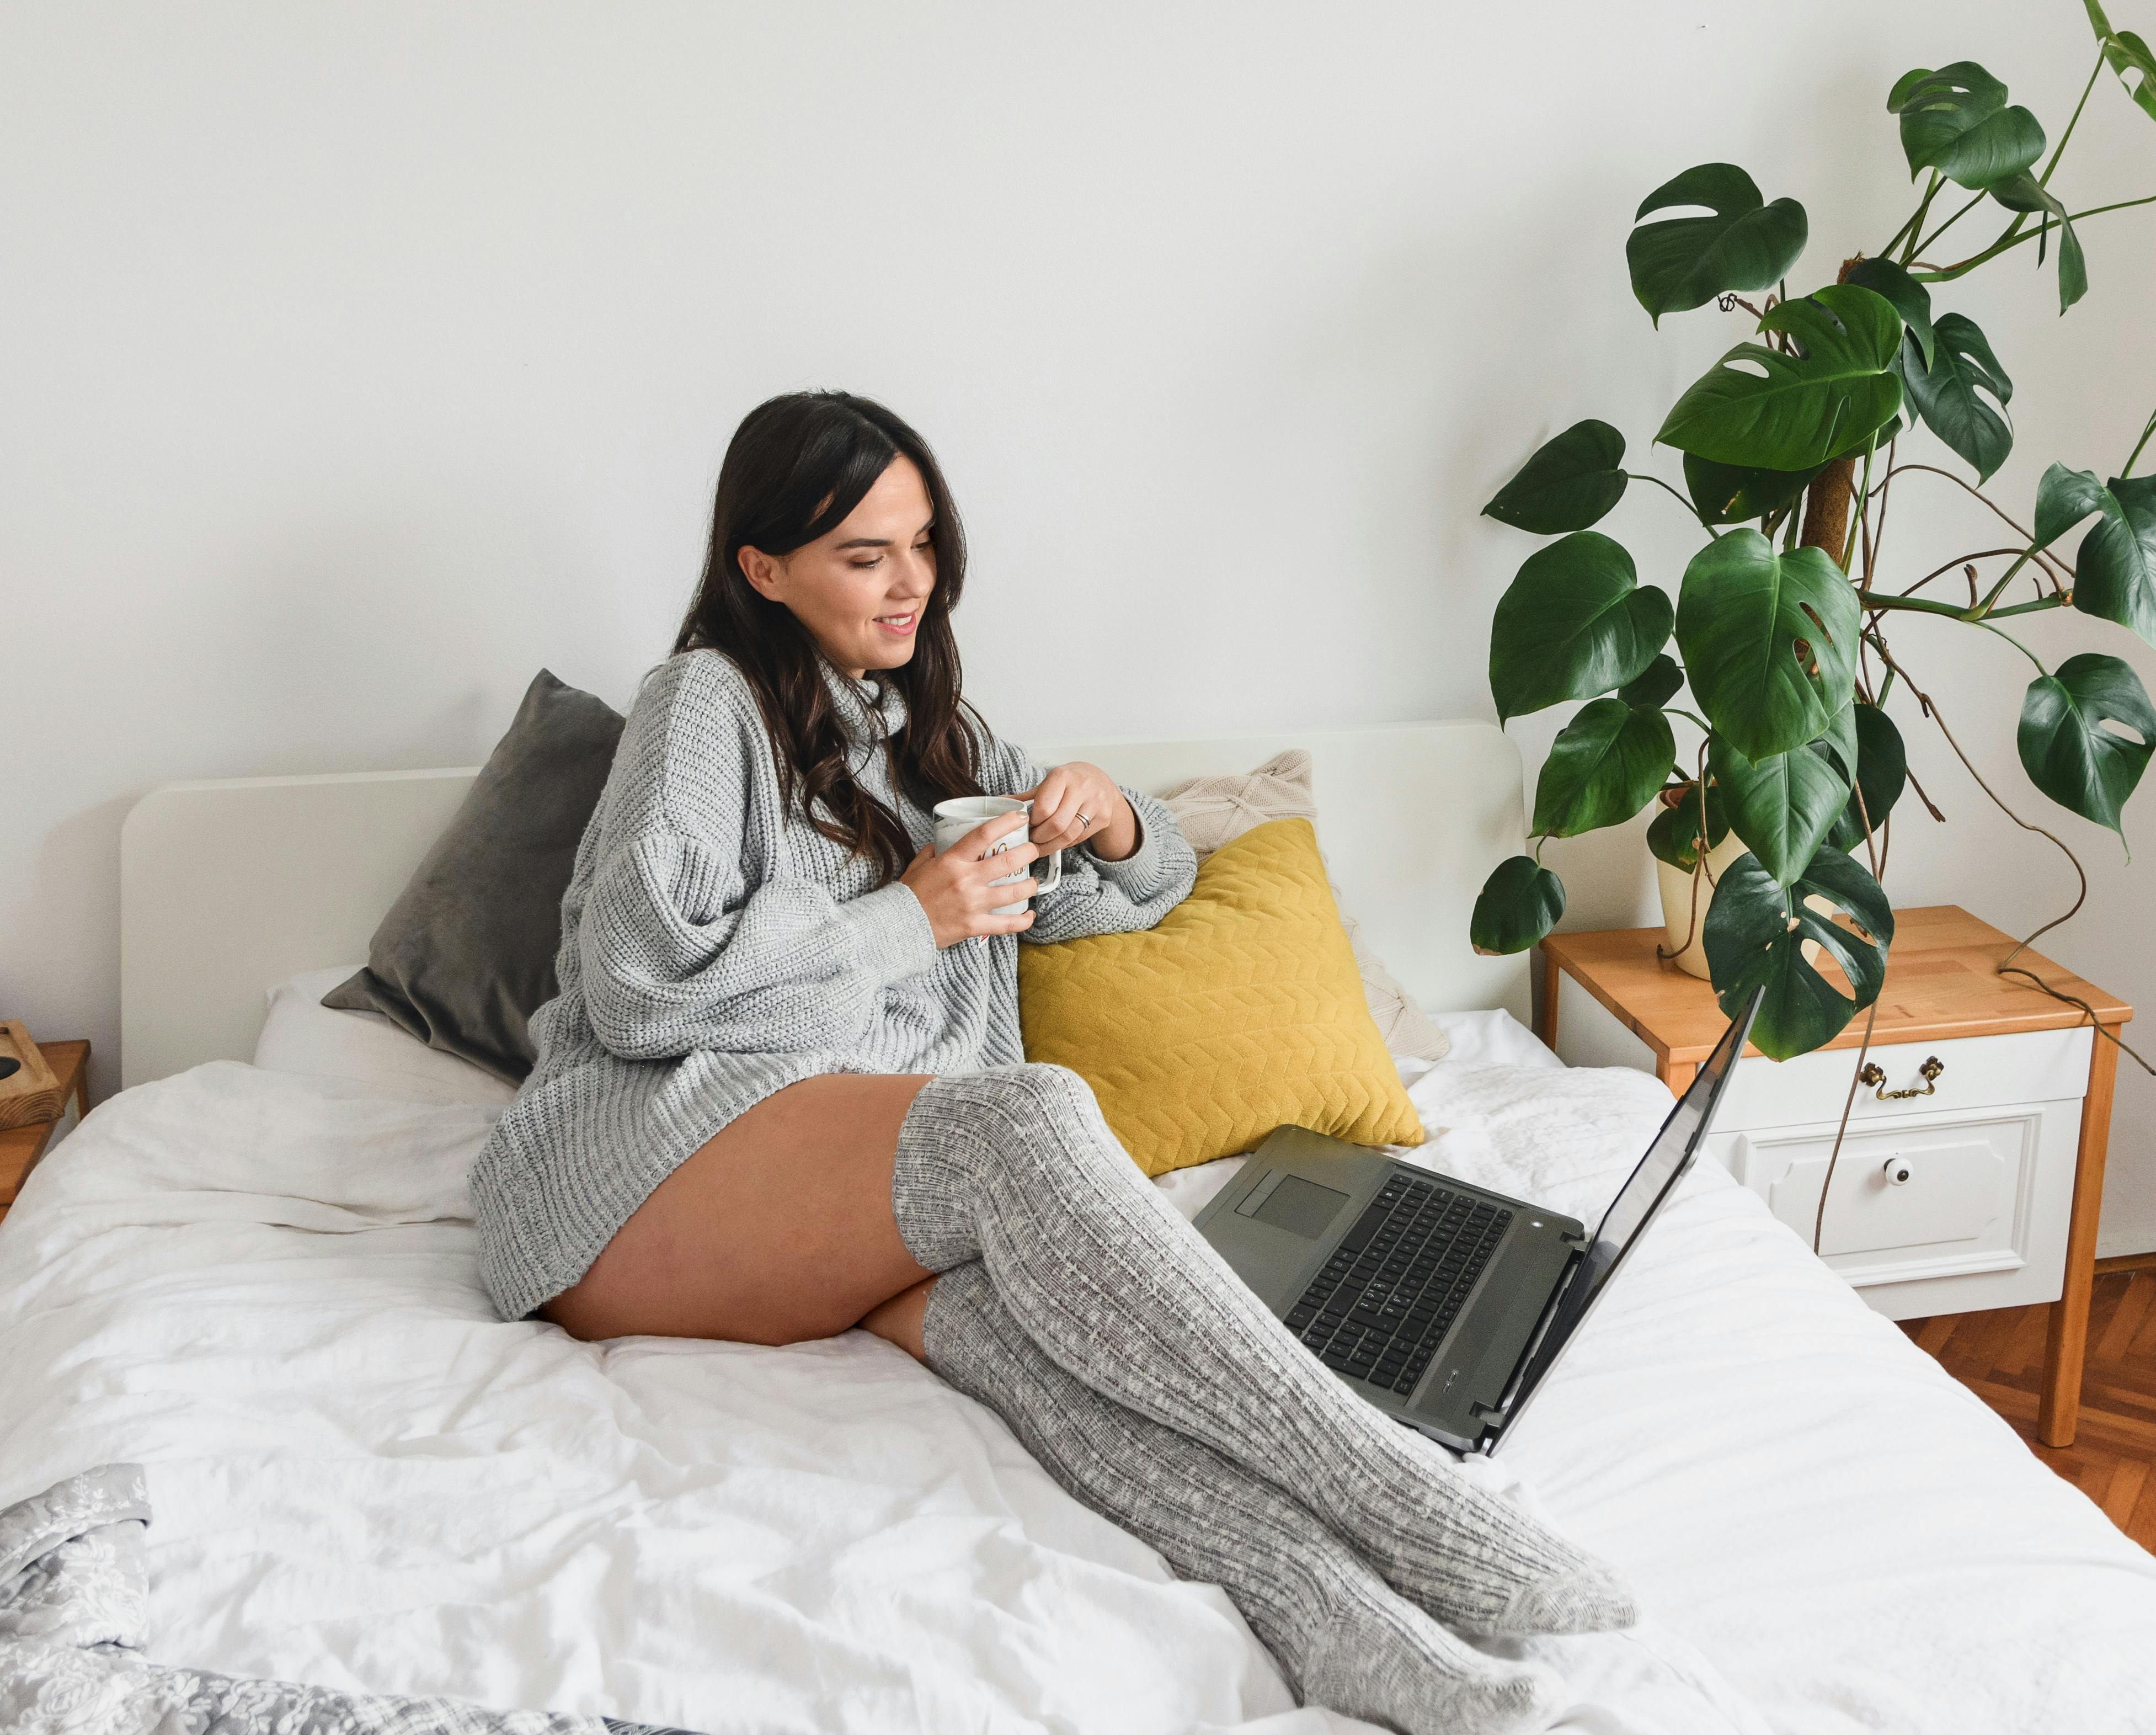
[0,1465,683,1735]
[1,1023,2150,1734]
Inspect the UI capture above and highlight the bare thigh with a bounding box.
[543,1072,939,1356]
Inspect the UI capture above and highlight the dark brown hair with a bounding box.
[674,391,985,882]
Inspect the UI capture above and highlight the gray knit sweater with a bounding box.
[469,648,1197,1321]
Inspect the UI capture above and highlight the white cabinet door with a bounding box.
[1707,1095,2080,1319]
[1552,971,2089,1317]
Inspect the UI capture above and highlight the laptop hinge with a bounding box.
[1469,1401,1509,1424]
[1559,1229,1590,1251]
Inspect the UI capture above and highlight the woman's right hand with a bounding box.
[900,817,1041,948]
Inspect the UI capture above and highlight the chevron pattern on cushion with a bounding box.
[1159,749,1450,1066]
[1017,816,1426,1177]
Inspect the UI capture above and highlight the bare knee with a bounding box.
[859,1276,937,1362]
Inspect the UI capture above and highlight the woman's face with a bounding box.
[738,455,936,679]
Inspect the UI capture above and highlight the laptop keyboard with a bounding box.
[1284,1173,1512,1397]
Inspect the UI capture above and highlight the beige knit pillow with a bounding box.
[1160,751,1451,1065]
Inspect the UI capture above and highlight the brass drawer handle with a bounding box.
[1858,1056,1945,1100]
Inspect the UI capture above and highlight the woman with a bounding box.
[472,392,1629,1734]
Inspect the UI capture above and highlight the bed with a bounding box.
[4,721,2153,1734]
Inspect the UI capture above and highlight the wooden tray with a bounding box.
[0,1022,63,1130]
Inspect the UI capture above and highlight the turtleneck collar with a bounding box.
[818,658,910,767]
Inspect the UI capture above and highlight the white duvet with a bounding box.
[2,1022,2151,1735]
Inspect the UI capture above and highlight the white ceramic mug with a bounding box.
[931,796,1065,916]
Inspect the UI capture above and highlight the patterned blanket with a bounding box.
[0,1466,696,1735]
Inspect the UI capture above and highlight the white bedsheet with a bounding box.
[2,1021,2150,1734]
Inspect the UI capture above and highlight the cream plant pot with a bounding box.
[1658,831,1870,981]
[1655,832,1748,980]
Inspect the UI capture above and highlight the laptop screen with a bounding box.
[1489,987,1764,1447]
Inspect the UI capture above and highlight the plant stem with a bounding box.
[1864,637,2156,1076]
[1977,622,2047,674]
[1916,193,2156,281]
[1840,434,1880,572]
[2042,48,2111,190]
[1626,471,1717,531]
[1858,590,1979,619]
[1863,583,2072,625]
[1865,438,1899,581]
[1973,551,2039,614]
[1914,188,1988,258]
[1814,770,1888,1260]
[1878,203,1923,262]
[2123,406,2156,478]
[1900,172,1944,265]
[1902,548,2028,599]
[1667,707,1714,734]
[1983,593,2077,618]
[1816,988,1881,1257]
[1884,465,2077,582]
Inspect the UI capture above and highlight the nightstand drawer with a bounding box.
[1541,908,2130,1447]
[1706,1093,2081,1318]
[1715,1026,2092,1132]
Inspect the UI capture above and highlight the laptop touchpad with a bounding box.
[1242,1174,1351,1238]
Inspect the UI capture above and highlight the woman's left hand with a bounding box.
[1024,763,1139,862]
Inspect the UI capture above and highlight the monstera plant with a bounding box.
[1471,0,2156,1062]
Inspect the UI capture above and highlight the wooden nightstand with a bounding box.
[1538,908,2129,1449]
[0,1039,91,1228]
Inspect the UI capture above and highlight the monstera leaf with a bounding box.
[1889,62,2045,190]
[1901,312,2014,482]
[1646,780,1731,871]
[2039,467,2156,645]
[1683,417,1905,527]
[1989,173,2088,314]
[2084,0,2156,122]
[1531,699,1677,837]
[1484,421,1629,533]
[1683,453,1823,526]
[1471,856,1566,955]
[2018,653,2156,840]
[1616,653,1683,710]
[1703,846,1896,1060]
[1675,531,1861,763]
[1847,257,1938,368]
[1657,286,1904,472]
[1488,533,1673,721]
[1823,702,1908,852]
[1709,731,1851,887]
[2034,460,2114,549]
[1625,163,1809,324]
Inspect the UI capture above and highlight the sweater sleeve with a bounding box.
[577,837,935,1060]
[980,731,1197,945]
[573,654,939,1062]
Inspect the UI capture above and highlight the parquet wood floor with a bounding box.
[1901,1270,2156,1553]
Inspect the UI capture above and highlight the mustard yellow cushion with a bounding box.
[1018,816,1426,1177]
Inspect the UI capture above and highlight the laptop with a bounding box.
[1193,988,1763,1454]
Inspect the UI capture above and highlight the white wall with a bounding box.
[6,2,2153,1250]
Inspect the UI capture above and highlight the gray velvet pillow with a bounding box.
[323,669,625,1082]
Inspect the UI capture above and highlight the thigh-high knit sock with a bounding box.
[924,1260,1555,1735]
[890,1065,1635,1638]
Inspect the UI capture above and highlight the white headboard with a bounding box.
[119,723,1528,1087]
